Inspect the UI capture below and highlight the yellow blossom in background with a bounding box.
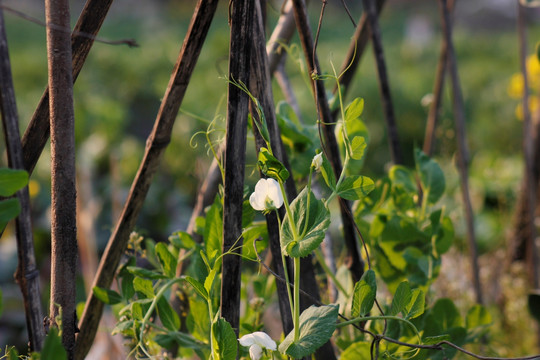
[515,96,539,120]
[28,180,40,198]
[508,54,540,119]
[508,73,524,99]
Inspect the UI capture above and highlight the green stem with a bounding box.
[279,180,299,239]
[293,256,301,342]
[277,213,294,319]
[314,248,349,297]
[337,315,421,341]
[300,166,314,238]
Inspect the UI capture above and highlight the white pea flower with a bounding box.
[249,178,284,212]
[311,152,323,171]
[238,331,277,360]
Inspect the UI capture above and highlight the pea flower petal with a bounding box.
[249,178,283,211]
[312,152,323,171]
[238,331,277,360]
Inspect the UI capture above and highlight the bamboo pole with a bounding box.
[22,0,116,175]
[438,0,483,304]
[220,0,255,335]
[45,0,78,355]
[75,1,219,357]
[0,7,45,352]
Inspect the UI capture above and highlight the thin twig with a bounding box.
[361,0,402,164]
[0,7,45,352]
[423,0,455,156]
[1,4,138,47]
[438,0,483,304]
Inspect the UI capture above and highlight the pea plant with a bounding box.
[92,96,493,360]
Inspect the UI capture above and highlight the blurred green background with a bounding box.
[1,0,540,356]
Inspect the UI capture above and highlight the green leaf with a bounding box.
[466,305,491,329]
[204,195,223,262]
[120,272,135,300]
[258,147,289,182]
[319,153,336,191]
[155,242,177,278]
[170,231,196,249]
[92,286,123,305]
[41,327,67,360]
[344,97,364,123]
[415,148,445,204]
[204,266,218,295]
[0,198,21,230]
[431,298,462,329]
[126,266,167,280]
[340,342,371,360]
[351,269,377,318]
[389,165,417,193]
[185,276,209,301]
[389,281,412,316]
[337,176,375,201]
[350,136,367,160]
[281,187,330,258]
[405,289,425,319]
[212,317,238,360]
[157,296,181,331]
[0,168,28,197]
[112,320,135,336]
[133,277,155,299]
[279,305,338,358]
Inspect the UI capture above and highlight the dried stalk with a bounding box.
[45,0,78,355]
[333,0,386,108]
[0,7,45,352]
[22,0,116,174]
[438,0,483,304]
[75,0,219,357]
[220,0,255,334]
[423,0,455,156]
[361,0,402,164]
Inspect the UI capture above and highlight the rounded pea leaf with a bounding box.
[350,136,367,160]
[414,149,445,204]
[157,296,181,331]
[0,168,28,197]
[279,304,339,358]
[258,147,289,182]
[389,165,417,193]
[212,317,237,360]
[92,286,123,305]
[155,242,176,278]
[389,281,412,316]
[351,269,377,318]
[0,198,21,230]
[337,176,375,201]
[281,188,330,258]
